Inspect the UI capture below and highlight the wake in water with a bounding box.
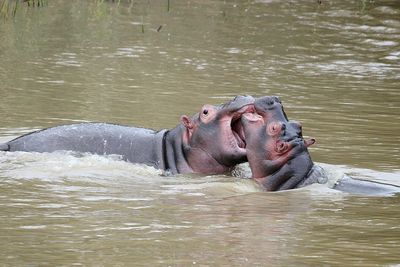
[1,150,399,197]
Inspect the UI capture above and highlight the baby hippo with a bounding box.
[241,96,315,191]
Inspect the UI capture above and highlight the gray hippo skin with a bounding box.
[242,96,400,195]
[330,173,399,196]
[0,95,255,175]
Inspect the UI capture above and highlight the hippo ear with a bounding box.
[181,115,194,130]
[304,138,316,147]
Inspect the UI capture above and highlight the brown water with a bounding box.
[1,0,400,266]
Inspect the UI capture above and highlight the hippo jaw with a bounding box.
[254,145,315,191]
[244,123,316,190]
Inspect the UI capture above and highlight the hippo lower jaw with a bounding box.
[253,150,315,191]
[244,130,316,191]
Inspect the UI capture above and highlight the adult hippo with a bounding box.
[0,95,254,175]
[242,96,400,195]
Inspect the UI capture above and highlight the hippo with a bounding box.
[242,96,400,195]
[0,95,255,175]
[241,96,316,191]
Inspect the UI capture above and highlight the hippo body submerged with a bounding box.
[1,123,168,169]
[302,166,400,196]
[0,95,255,175]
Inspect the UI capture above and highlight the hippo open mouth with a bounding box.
[230,105,255,150]
[232,119,246,149]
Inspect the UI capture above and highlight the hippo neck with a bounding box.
[164,125,193,174]
[164,125,230,174]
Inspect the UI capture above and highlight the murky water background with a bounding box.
[1,0,399,266]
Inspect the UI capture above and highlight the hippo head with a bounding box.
[179,95,255,173]
[241,96,315,191]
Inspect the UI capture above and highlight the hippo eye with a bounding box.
[203,109,208,115]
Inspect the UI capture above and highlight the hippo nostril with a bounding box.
[267,121,285,136]
[275,140,289,154]
[281,124,286,131]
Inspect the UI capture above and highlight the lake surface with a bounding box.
[1,0,399,266]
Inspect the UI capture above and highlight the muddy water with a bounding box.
[0,0,400,266]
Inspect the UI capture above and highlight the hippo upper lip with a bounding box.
[231,105,255,119]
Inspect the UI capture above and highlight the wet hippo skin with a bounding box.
[0,95,255,175]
